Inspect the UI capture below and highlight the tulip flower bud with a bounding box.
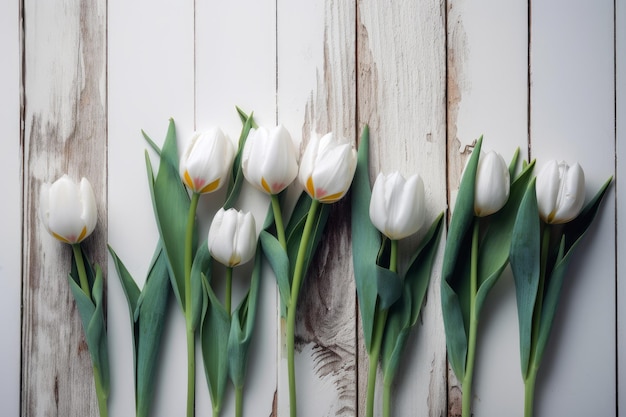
[179,128,235,194]
[298,132,357,203]
[536,160,585,224]
[208,208,257,267]
[474,150,510,217]
[242,125,298,195]
[369,171,426,240]
[40,175,98,244]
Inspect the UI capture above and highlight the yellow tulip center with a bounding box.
[261,177,272,194]
[306,176,343,203]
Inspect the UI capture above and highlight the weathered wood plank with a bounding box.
[21,0,107,416]
[0,0,22,415]
[107,0,194,416]
[617,0,626,412]
[529,0,616,415]
[194,0,277,414]
[446,0,529,415]
[276,1,357,415]
[357,0,448,415]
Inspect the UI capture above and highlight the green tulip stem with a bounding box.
[366,239,397,417]
[382,379,392,417]
[72,244,91,300]
[93,365,108,417]
[184,192,200,417]
[235,385,244,417]
[226,266,233,317]
[271,194,287,250]
[524,224,551,417]
[524,366,538,417]
[366,306,389,417]
[287,198,320,417]
[462,220,480,417]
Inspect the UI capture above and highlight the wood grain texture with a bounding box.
[0,0,22,415]
[446,0,529,415]
[21,0,107,416]
[529,1,616,415]
[277,1,357,415]
[357,0,448,415]
[8,1,621,416]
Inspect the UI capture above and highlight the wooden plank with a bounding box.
[194,0,277,415]
[107,0,195,416]
[446,0,529,414]
[21,0,107,416]
[276,1,357,415]
[618,0,626,412]
[0,0,22,415]
[529,0,616,415]
[357,1,447,416]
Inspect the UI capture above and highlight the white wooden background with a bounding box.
[0,0,622,416]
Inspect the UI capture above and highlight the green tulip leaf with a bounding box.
[406,213,445,323]
[68,249,110,400]
[201,272,231,415]
[381,213,444,384]
[228,247,262,389]
[144,119,193,312]
[381,289,411,385]
[260,230,290,315]
[509,147,520,180]
[509,179,541,379]
[141,129,162,157]
[441,136,483,380]
[375,265,403,310]
[351,125,385,353]
[191,241,212,331]
[108,244,171,417]
[532,177,613,370]
[224,110,256,210]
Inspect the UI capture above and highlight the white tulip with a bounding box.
[40,175,97,244]
[242,125,298,195]
[369,172,426,240]
[298,132,357,204]
[536,160,585,224]
[474,150,510,217]
[208,208,257,267]
[179,128,235,194]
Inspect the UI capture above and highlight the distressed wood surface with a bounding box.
[277,1,357,415]
[5,0,622,416]
[21,0,107,416]
[357,1,448,415]
[0,0,21,415]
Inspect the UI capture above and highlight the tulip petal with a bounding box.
[242,125,298,195]
[208,208,257,267]
[180,128,234,194]
[553,162,585,223]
